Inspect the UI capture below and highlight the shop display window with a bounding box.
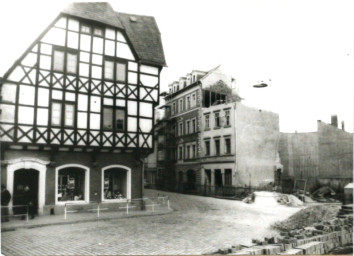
[57,168,85,201]
[103,168,127,200]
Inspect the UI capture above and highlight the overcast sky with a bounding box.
[1,0,353,133]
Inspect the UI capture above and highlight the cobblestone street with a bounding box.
[1,190,301,255]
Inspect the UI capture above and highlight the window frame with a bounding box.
[214,138,220,155]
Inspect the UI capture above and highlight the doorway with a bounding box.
[13,169,39,215]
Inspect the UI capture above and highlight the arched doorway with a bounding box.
[6,158,48,214]
[13,169,39,215]
[102,165,131,202]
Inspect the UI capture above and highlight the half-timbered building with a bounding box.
[0,2,166,214]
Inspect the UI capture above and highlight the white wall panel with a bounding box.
[116,42,134,60]
[80,34,91,51]
[140,65,159,75]
[41,27,66,46]
[37,108,48,125]
[127,100,137,115]
[67,31,79,49]
[139,102,153,117]
[139,118,153,133]
[77,112,87,128]
[1,83,17,103]
[18,106,34,124]
[38,88,49,107]
[52,90,63,100]
[21,53,37,67]
[90,113,100,129]
[92,37,103,54]
[78,94,88,111]
[140,74,158,87]
[90,96,101,112]
[19,85,35,105]
[127,117,137,132]
[0,104,15,123]
[39,55,52,70]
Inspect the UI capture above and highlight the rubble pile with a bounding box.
[272,205,340,231]
[215,205,353,255]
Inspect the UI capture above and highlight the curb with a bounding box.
[1,209,174,232]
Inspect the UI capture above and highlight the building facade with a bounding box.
[0,2,166,214]
[279,117,353,192]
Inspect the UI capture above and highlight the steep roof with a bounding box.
[62,2,166,66]
[117,12,166,66]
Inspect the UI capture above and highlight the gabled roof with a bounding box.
[62,2,166,66]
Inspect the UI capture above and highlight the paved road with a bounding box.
[1,190,300,255]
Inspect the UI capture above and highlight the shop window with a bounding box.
[57,167,85,202]
[103,168,127,200]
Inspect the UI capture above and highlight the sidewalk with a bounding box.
[1,207,173,232]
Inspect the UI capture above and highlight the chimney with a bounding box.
[331,115,338,128]
[341,121,345,131]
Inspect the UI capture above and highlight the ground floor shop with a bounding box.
[1,150,143,215]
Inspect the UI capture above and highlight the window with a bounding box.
[64,103,75,127]
[186,96,191,109]
[178,146,183,160]
[205,114,210,129]
[179,99,183,112]
[205,140,210,156]
[104,168,127,200]
[57,167,85,202]
[225,169,232,186]
[103,107,113,129]
[192,119,196,133]
[104,61,126,82]
[225,110,230,126]
[186,145,190,159]
[192,93,196,107]
[172,102,176,115]
[186,120,190,134]
[53,50,77,74]
[192,145,196,158]
[103,107,125,131]
[53,51,64,72]
[116,109,125,131]
[116,63,126,82]
[215,139,220,155]
[51,102,62,126]
[81,25,91,34]
[225,138,231,154]
[214,112,220,128]
[104,61,114,80]
[178,122,183,136]
[67,53,77,74]
[94,28,103,36]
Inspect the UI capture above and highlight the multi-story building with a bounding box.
[0,2,166,214]
[153,66,280,193]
